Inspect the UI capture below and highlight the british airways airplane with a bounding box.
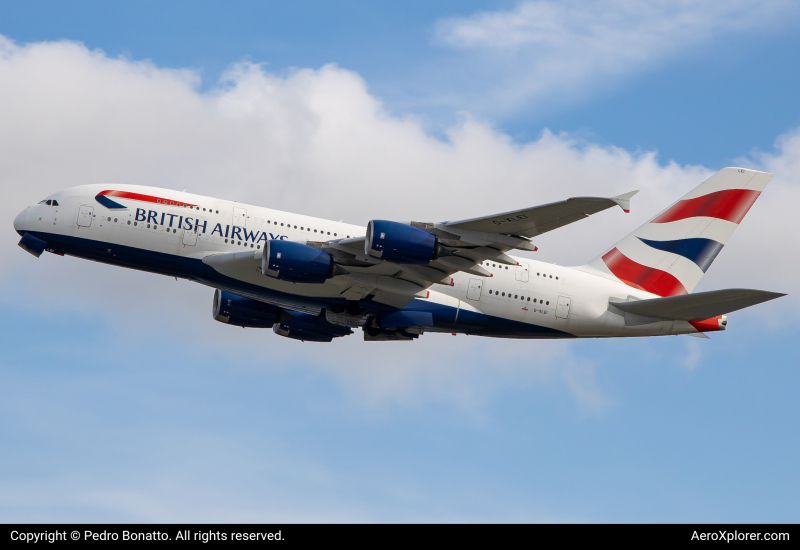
[13,167,784,342]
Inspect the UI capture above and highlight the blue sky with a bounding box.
[1,1,799,522]
[4,0,800,164]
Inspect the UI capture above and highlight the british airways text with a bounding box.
[135,208,287,243]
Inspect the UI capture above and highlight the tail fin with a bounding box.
[588,167,772,296]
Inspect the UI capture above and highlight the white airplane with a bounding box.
[14,167,784,342]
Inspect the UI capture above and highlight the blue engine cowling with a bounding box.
[273,311,353,342]
[212,289,282,328]
[365,220,444,265]
[262,240,338,284]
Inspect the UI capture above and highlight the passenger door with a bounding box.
[515,263,529,282]
[556,295,571,319]
[233,207,247,227]
[466,278,483,301]
[77,205,93,227]
[182,226,198,246]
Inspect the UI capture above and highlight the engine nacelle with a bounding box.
[273,312,353,342]
[365,220,446,265]
[212,289,282,328]
[262,240,339,284]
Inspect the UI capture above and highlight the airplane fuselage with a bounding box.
[13,184,722,340]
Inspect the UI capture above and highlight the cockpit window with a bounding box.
[45,200,52,205]
[38,200,46,204]
[51,200,59,206]
[38,199,59,206]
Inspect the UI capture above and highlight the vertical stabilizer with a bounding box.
[587,167,771,296]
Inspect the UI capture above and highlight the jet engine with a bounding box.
[262,240,345,284]
[212,289,282,328]
[365,220,449,265]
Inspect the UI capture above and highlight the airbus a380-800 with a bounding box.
[13,167,785,342]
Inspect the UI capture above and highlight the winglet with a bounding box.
[611,190,639,213]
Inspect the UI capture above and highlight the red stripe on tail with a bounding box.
[602,248,687,297]
[651,189,760,224]
[98,190,197,207]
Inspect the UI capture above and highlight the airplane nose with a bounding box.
[13,209,27,236]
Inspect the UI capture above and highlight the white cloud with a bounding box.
[683,339,703,370]
[434,0,797,110]
[0,34,798,413]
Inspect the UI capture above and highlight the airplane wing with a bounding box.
[438,191,638,239]
[318,190,638,308]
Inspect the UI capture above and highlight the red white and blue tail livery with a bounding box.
[14,168,784,342]
[589,167,770,298]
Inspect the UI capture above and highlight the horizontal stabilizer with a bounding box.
[611,288,785,321]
